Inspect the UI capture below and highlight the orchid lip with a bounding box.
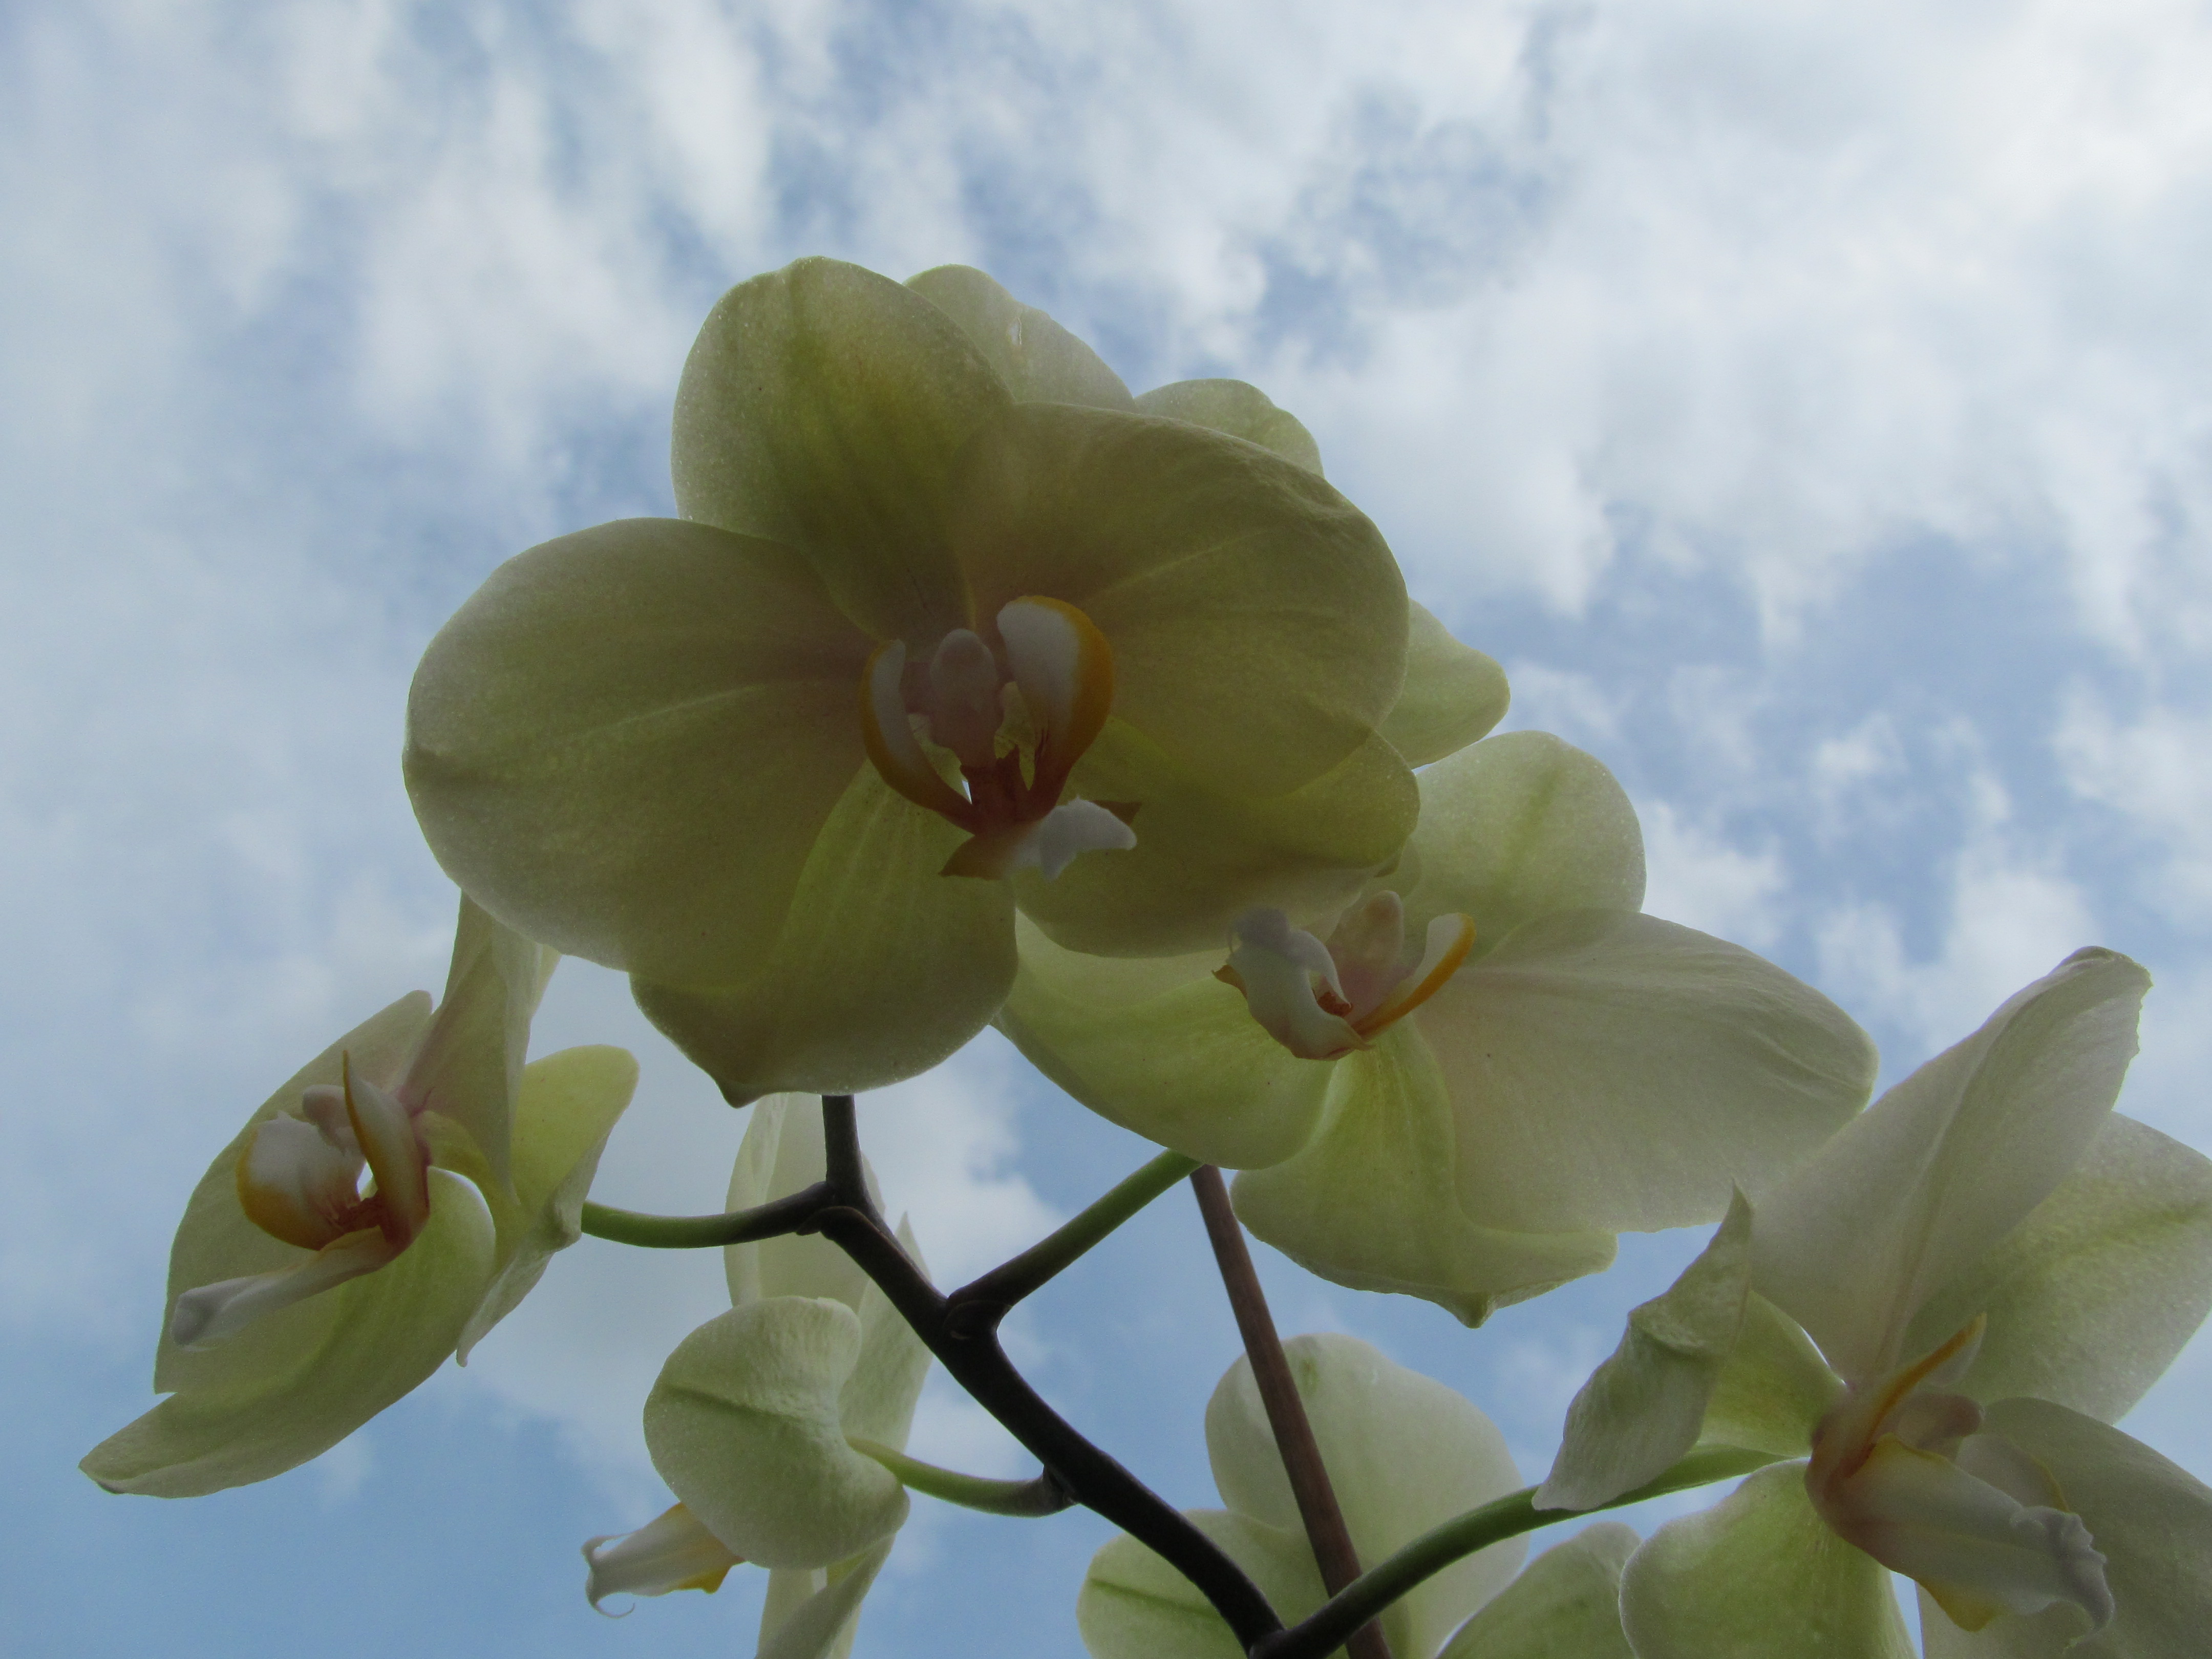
[1217,896,1477,1060]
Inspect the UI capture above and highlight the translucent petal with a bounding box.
[906,265,1134,410]
[405,517,872,987]
[1014,720,1416,959]
[1397,732,1644,946]
[1207,1334,1526,1659]
[1421,910,1876,1234]
[644,1299,910,1569]
[1539,1196,1753,1512]
[1379,603,1511,768]
[672,257,1009,642]
[583,1503,741,1610]
[1078,1509,1325,1659]
[454,1045,640,1361]
[632,765,1017,1104]
[1752,949,2151,1382]
[1132,379,1325,476]
[1436,1523,1639,1659]
[1232,1028,1617,1325]
[1903,1113,2212,1424]
[758,1537,898,1659]
[1919,1398,2212,1658]
[950,402,1407,800]
[994,920,1333,1171]
[81,1169,495,1497]
[1701,1294,1845,1459]
[1619,1462,1916,1659]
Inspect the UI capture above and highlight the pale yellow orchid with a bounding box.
[81,898,637,1497]
[405,258,1419,1106]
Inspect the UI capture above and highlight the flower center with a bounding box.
[858,597,1137,880]
[1214,892,1475,1060]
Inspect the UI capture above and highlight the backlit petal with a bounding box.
[583,1503,741,1611]
[1436,1524,1639,1659]
[1078,1510,1324,1659]
[1379,603,1511,768]
[906,265,1134,410]
[1132,378,1325,476]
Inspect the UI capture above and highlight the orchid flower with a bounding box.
[1538,948,2212,1654]
[405,258,1422,1107]
[1080,1332,1643,1658]
[998,728,1876,1322]
[81,898,637,1497]
[581,1096,931,1659]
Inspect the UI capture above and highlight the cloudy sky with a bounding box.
[7,0,2211,1653]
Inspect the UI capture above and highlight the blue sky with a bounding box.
[7,1,2212,1654]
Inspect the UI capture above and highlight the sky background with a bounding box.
[6,1,2212,1653]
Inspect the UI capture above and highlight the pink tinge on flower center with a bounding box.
[1806,1316,2113,1634]
[1214,892,1476,1061]
[858,597,1137,880]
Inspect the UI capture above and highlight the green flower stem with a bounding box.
[847,1436,1074,1517]
[1254,1445,1784,1659]
[951,1148,1201,1322]
[579,1183,830,1249]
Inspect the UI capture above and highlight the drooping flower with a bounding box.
[1079,1332,1634,1659]
[82,898,637,1497]
[1538,948,2212,1655]
[405,258,1420,1106]
[998,728,1877,1323]
[581,1095,931,1659]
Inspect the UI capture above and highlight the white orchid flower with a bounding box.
[582,1095,931,1659]
[82,897,637,1497]
[1000,728,1876,1323]
[1538,948,2212,1654]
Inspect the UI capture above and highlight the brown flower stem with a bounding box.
[1190,1165,1393,1659]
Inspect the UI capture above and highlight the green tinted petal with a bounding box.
[952,402,1407,798]
[759,1538,898,1659]
[838,1220,933,1451]
[645,1299,910,1569]
[1422,910,1875,1235]
[83,1169,495,1496]
[726,1096,881,1309]
[1701,1295,1842,1459]
[673,257,1010,642]
[633,765,1017,1103]
[454,1045,639,1361]
[1539,1197,1754,1513]
[1437,1523,1639,1659]
[153,993,434,1397]
[1380,605,1511,769]
[906,266,1134,410]
[1233,1027,1617,1325]
[405,517,871,986]
[1132,379,1325,475]
[1015,721,1417,959]
[1077,1510,1325,1659]
[1918,1398,2212,1659]
[994,919,1330,1169]
[1400,733,1644,945]
[1207,1334,1526,1657]
[1904,1113,2212,1423]
[1619,1463,1915,1659]
[1752,949,2150,1383]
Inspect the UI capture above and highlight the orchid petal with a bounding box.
[1078,1509,1325,1659]
[726,1096,881,1309]
[405,517,873,988]
[633,765,1017,1104]
[1233,1027,1617,1324]
[1619,1462,1916,1659]
[673,257,1009,643]
[583,1503,741,1611]
[906,265,1134,410]
[1752,949,2150,1382]
[1903,1112,2212,1424]
[1539,1196,1754,1512]
[1420,909,1875,1234]
[950,402,1408,800]
[1379,603,1511,768]
[644,1300,910,1569]
[81,1168,495,1497]
[1132,378,1325,475]
[167,1229,399,1349]
[1436,1523,1639,1659]
[758,1538,899,1659]
[994,920,1332,1171]
[1700,1293,1845,1458]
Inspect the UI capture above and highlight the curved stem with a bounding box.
[579,1185,829,1249]
[847,1437,1074,1517]
[952,1148,1200,1324]
[1255,1445,1783,1659]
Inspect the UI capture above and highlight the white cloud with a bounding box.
[1636,799,1786,949]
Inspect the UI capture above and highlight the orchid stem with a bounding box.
[1254,1445,1784,1659]
[579,1185,828,1249]
[847,1437,1074,1517]
[951,1148,1200,1324]
[1191,1165,1391,1659]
